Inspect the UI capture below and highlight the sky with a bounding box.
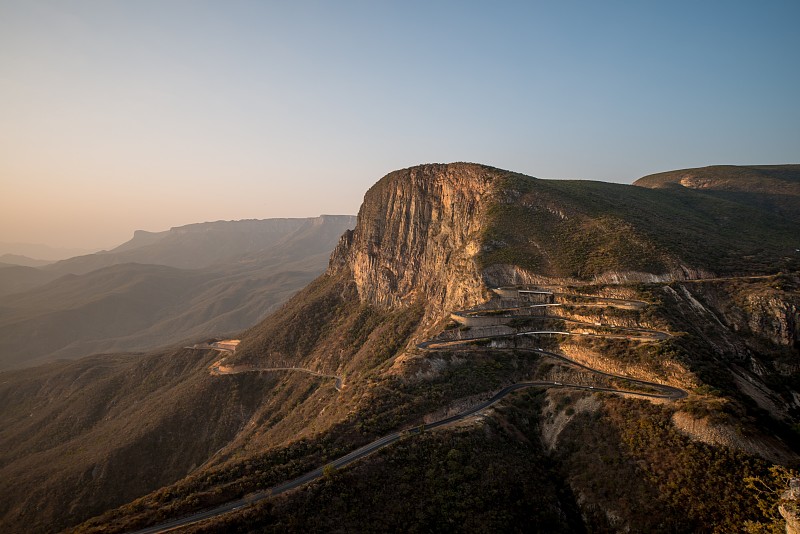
[1,1,798,250]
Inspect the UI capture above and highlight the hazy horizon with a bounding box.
[3,1,798,249]
[0,212,358,259]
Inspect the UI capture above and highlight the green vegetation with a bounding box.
[479,171,800,278]
[744,465,799,533]
[236,270,424,381]
[179,410,583,533]
[20,272,800,534]
[5,163,800,534]
[635,164,800,223]
[554,396,785,533]
[0,348,285,533]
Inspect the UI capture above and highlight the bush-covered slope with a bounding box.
[0,349,284,532]
[3,163,799,534]
[634,164,800,222]
[480,171,800,278]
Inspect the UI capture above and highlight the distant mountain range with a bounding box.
[45,217,346,275]
[0,242,95,261]
[1,164,799,533]
[0,254,53,267]
[0,215,356,369]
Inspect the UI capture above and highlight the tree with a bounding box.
[323,464,337,479]
[744,465,799,534]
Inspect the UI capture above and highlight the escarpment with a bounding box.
[12,162,800,534]
[328,162,800,323]
[330,163,500,317]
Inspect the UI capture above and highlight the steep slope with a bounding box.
[0,349,285,531]
[109,229,170,253]
[339,164,495,312]
[332,163,798,306]
[0,264,208,369]
[0,216,356,369]
[307,163,798,317]
[478,171,799,281]
[2,163,799,534]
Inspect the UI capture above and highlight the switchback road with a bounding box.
[130,288,686,533]
[209,360,344,391]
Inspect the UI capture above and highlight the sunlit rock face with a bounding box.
[330,163,497,318]
[780,479,800,534]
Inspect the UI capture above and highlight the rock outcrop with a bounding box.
[329,163,800,327]
[330,163,499,317]
[743,293,800,351]
[671,411,798,464]
[780,479,800,534]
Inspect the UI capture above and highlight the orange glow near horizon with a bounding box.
[2,1,798,251]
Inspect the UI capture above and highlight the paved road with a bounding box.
[419,324,668,350]
[491,287,650,308]
[454,291,648,318]
[129,287,685,533]
[130,374,681,534]
[210,361,344,391]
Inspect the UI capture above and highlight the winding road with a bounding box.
[210,360,344,391]
[129,287,686,534]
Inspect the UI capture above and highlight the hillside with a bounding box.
[0,215,356,369]
[0,264,60,297]
[479,169,799,281]
[0,349,285,531]
[1,163,799,533]
[634,164,800,222]
[44,216,356,276]
[0,254,53,267]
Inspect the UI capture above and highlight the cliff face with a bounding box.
[330,163,499,316]
[781,480,800,534]
[657,276,800,428]
[743,293,800,351]
[9,162,800,534]
[328,162,800,322]
[665,279,800,359]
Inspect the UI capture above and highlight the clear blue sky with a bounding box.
[1,0,798,249]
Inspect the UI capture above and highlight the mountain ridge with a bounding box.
[46,215,357,275]
[1,162,799,533]
[0,254,53,267]
[0,216,357,369]
[327,162,799,315]
[634,163,800,222]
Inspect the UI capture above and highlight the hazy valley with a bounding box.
[1,163,799,533]
[0,216,356,369]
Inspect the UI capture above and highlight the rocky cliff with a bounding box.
[781,479,800,534]
[328,162,799,323]
[7,162,799,534]
[330,163,500,317]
